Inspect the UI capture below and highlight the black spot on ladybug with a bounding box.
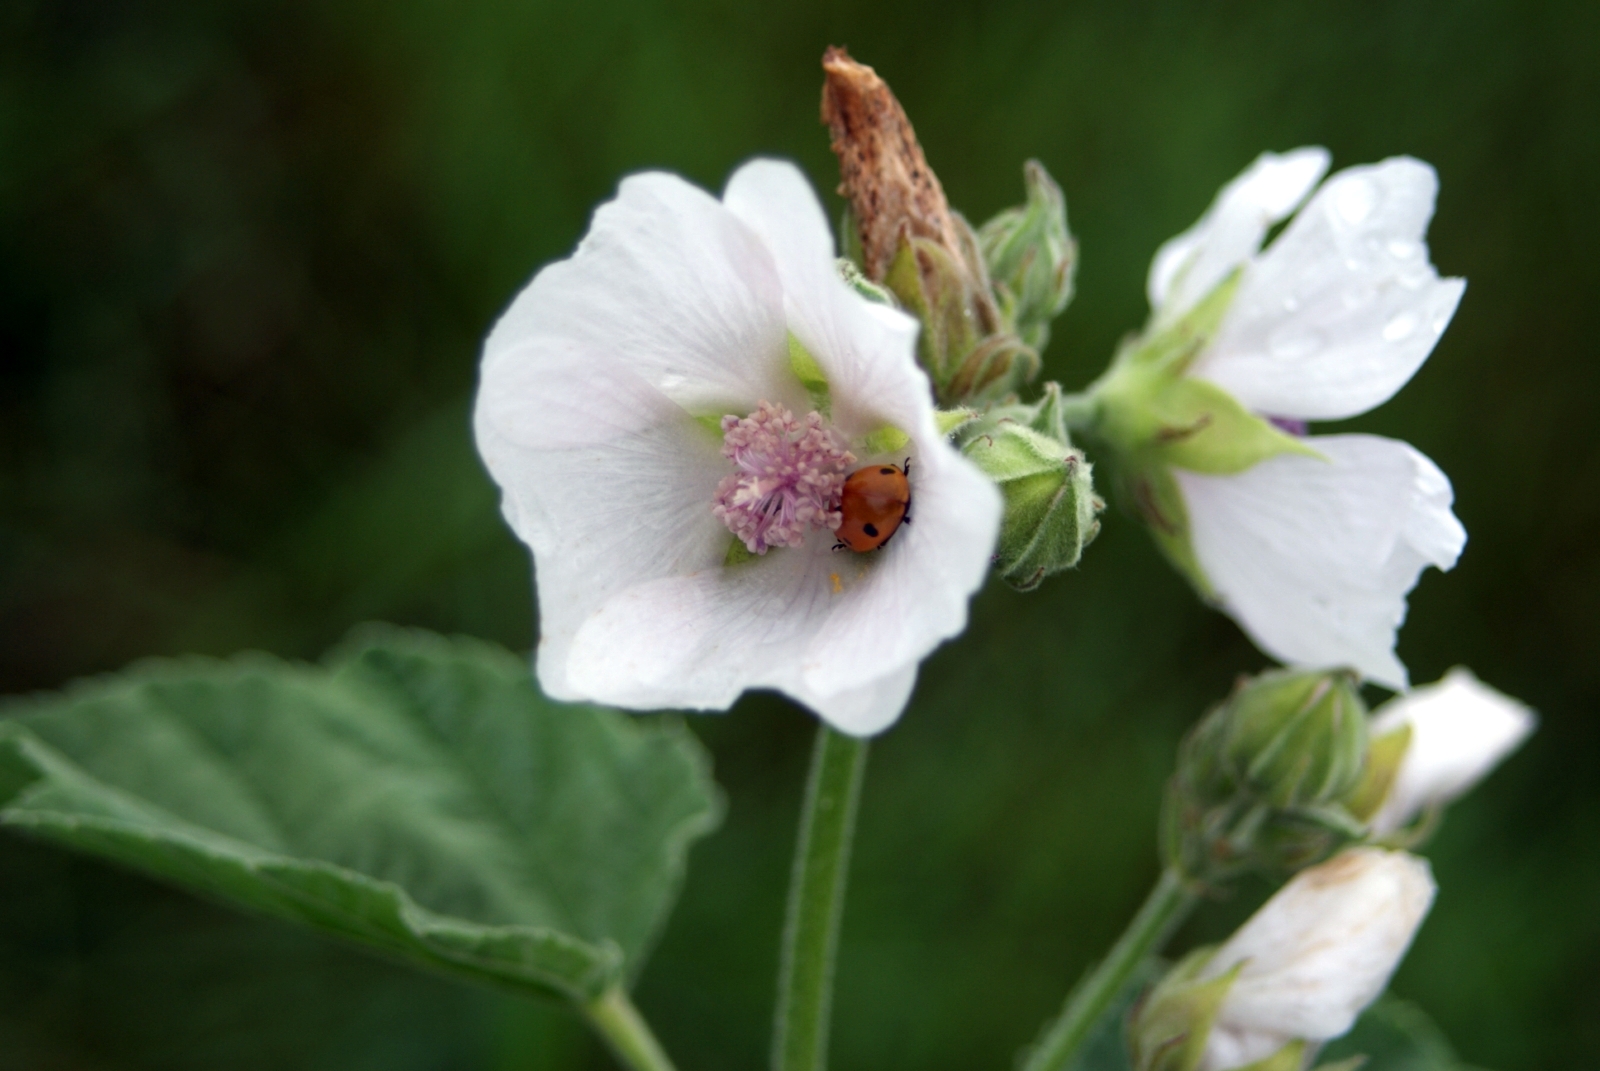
[862,522,880,537]
[879,467,895,474]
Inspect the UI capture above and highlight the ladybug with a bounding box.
[834,459,911,552]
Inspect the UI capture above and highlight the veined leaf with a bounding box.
[0,626,723,1005]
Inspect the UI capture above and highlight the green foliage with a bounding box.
[0,627,723,1004]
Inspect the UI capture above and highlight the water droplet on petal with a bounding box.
[1282,295,1300,312]
[1334,178,1380,225]
[1268,325,1324,360]
[1342,283,1376,310]
[1382,312,1419,341]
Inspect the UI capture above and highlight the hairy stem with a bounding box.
[583,985,678,1071]
[1022,867,1199,1071]
[772,724,870,1071]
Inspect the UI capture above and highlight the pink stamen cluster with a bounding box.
[713,401,855,554]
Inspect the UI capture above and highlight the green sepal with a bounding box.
[885,233,977,390]
[838,204,865,272]
[859,424,912,457]
[1130,947,1239,1071]
[978,159,1078,352]
[1236,1041,1312,1071]
[788,332,831,417]
[1311,1058,1369,1071]
[1127,464,1212,598]
[946,331,1041,405]
[836,257,899,307]
[884,227,1038,406]
[1123,271,1242,376]
[1143,377,1324,475]
[935,407,978,437]
[1345,724,1414,823]
[1162,668,1372,888]
[1091,272,1278,470]
[960,420,1102,590]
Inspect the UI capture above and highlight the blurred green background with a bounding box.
[2,0,1595,1068]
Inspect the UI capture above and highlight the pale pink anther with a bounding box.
[713,401,855,554]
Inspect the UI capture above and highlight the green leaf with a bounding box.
[0,626,723,1005]
[1318,996,1484,1071]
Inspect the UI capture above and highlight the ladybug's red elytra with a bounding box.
[834,460,911,552]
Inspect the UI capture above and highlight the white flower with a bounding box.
[1150,148,1468,689]
[1197,847,1436,1070]
[1366,667,1536,835]
[473,159,1001,736]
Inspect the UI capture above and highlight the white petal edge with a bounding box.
[1201,849,1435,1046]
[482,170,802,423]
[475,169,801,700]
[1194,157,1465,421]
[1175,434,1466,689]
[1367,667,1536,835]
[1148,147,1331,323]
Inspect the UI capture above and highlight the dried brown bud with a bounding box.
[820,46,963,281]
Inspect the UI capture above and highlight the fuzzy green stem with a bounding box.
[583,985,678,1071]
[1021,867,1199,1071]
[1055,390,1101,432]
[772,724,870,1071]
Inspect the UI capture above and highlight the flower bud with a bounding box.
[978,160,1078,352]
[1197,849,1435,1070]
[1163,669,1369,886]
[1350,668,1535,836]
[821,46,1038,405]
[957,405,1102,590]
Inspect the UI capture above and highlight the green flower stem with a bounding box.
[1022,867,1199,1071]
[772,724,870,1071]
[582,985,678,1071]
[1054,390,1100,433]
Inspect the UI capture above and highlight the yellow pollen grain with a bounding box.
[830,572,843,594]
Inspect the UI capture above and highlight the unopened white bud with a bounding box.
[1196,848,1436,1071]
[1366,668,1536,836]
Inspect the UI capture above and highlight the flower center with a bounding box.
[713,401,856,555]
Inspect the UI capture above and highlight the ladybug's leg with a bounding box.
[832,541,848,552]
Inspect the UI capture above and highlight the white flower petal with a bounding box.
[1196,1027,1292,1071]
[563,435,998,737]
[1201,848,1435,1050]
[1175,434,1466,689]
[476,170,801,700]
[1367,668,1536,835]
[722,159,935,444]
[476,408,732,701]
[484,170,801,419]
[1194,158,1465,421]
[479,161,998,733]
[561,530,924,735]
[1149,147,1331,322]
